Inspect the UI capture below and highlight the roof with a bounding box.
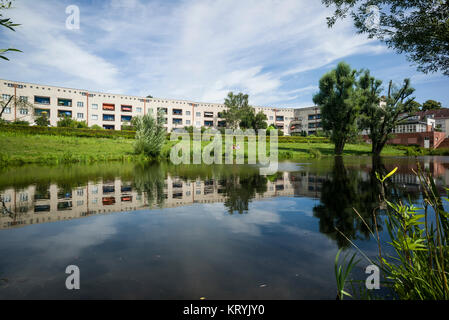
[416,108,449,119]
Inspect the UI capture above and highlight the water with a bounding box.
[0,156,448,299]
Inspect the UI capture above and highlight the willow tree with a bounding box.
[359,76,418,157]
[313,62,358,155]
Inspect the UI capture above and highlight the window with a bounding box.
[186,120,191,125]
[91,104,98,109]
[1,94,11,100]
[173,109,183,115]
[276,116,284,122]
[77,102,84,107]
[204,120,213,127]
[3,107,11,114]
[186,111,191,116]
[34,96,50,105]
[19,109,28,115]
[19,96,28,102]
[136,107,142,113]
[121,115,132,122]
[196,112,201,117]
[58,98,72,107]
[204,112,214,118]
[77,113,84,119]
[196,121,201,126]
[173,118,183,125]
[103,114,115,121]
[269,116,273,120]
[91,114,98,120]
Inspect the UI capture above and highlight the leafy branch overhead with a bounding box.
[322,0,449,76]
[0,0,22,60]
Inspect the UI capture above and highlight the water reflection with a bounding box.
[1,157,449,299]
[1,158,449,233]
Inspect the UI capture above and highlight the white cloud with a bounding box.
[0,0,391,106]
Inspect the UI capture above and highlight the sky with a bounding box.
[0,0,448,109]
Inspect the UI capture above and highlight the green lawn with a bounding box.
[0,132,135,165]
[0,131,409,166]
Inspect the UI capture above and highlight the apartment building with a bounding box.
[0,79,314,135]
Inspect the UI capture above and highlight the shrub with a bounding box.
[133,113,166,158]
[35,114,50,126]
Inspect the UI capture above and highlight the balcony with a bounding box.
[204,112,214,118]
[58,98,72,107]
[34,96,50,105]
[121,115,132,122]
[103,114,115,121]
[121,105,132,112]
[204,120,214,127]
[58,110,72,117]
[103,103,115,111]
[173,109,183,115]
[172,118,183,125]
[276,116,284,122]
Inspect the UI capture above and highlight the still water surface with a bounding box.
[0,156,448,299]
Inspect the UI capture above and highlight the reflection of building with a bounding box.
[0,173,295,230]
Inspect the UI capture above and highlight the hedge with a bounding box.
[0,124,136,139]
[0,125,331,143]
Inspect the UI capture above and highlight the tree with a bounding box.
[322,0,449,76]
[360,77,418,156]
[239,107,268,130]
[422,99,443,111]
[221,92,250,130]
[133,111,166,158]
[0,94,36,121]
[313,62,359,155]
[0,0,21,60]
[35,112,50,126]
[409,100,422,111]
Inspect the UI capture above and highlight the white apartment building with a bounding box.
[0,79,319,135]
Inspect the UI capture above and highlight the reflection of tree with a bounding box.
[133,162,166,208]
[313,157,382,248]
[222,172,267,214]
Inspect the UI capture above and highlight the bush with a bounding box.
[133,113,166,158]
[57,115,88,128]
[35,114,50,126]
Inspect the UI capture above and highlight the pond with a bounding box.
[0,156,448,299]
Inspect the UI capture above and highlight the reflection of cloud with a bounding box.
[30,216,118,262]
[203,204,280,236]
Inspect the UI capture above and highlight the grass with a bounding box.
[335,166,449,300]
[0,131,137,165]
[0,130,412,166]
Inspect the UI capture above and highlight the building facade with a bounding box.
[0,79,321,135]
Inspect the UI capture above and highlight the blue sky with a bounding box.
[0,0,448,108]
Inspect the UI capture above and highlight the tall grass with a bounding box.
[335,165,449,300]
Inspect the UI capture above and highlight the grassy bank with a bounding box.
[0,130,415,166]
